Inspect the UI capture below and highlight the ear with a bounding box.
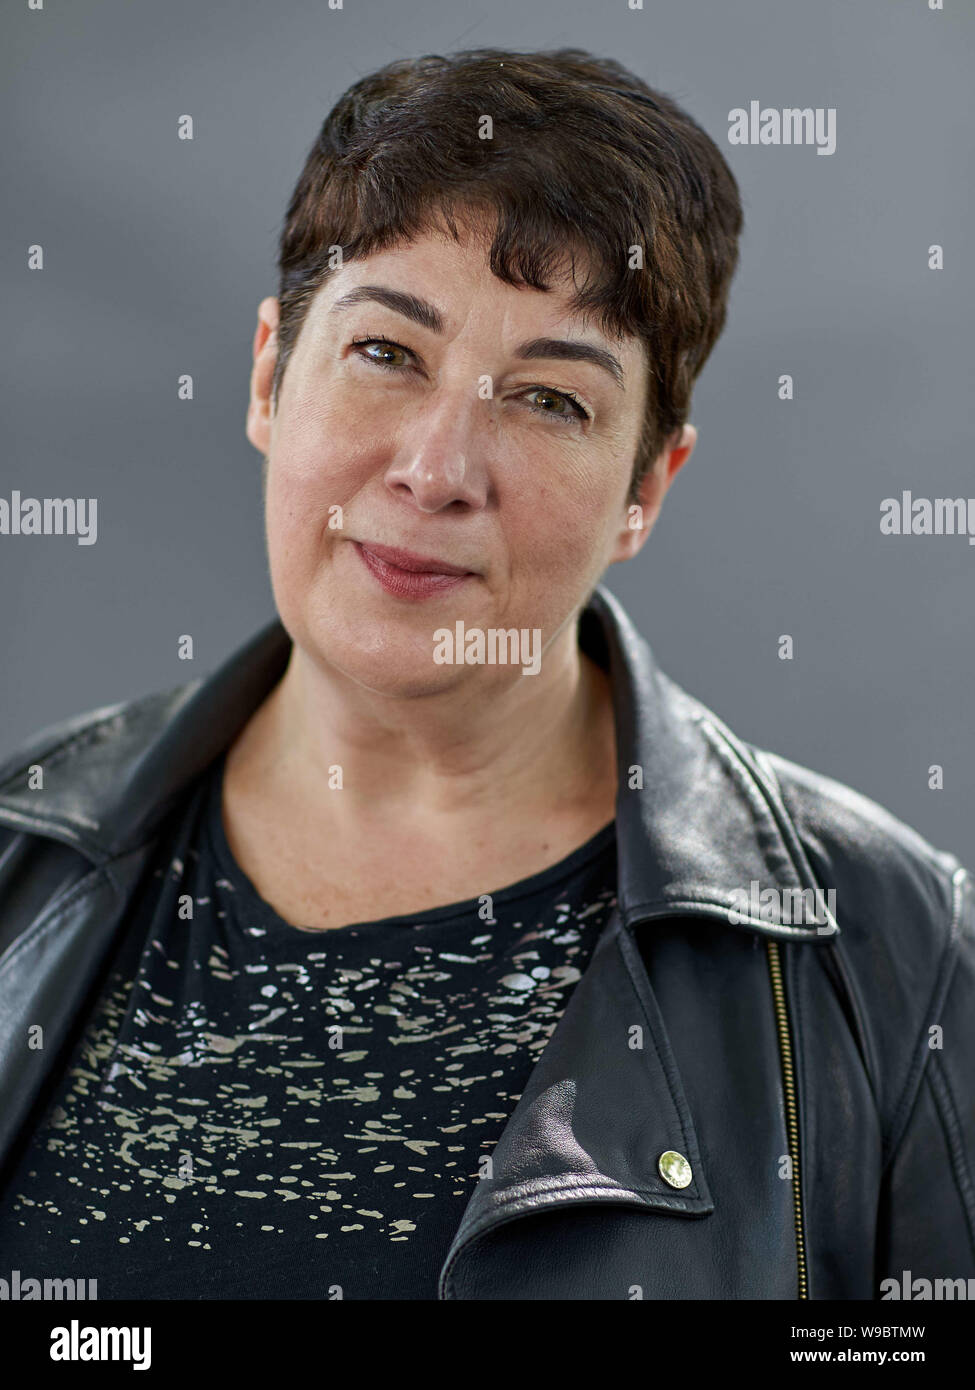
[606,424,697,565]
[245,297,281,455]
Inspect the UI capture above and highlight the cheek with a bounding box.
[270,385,355,490]
[263,479,322,619]
[264,398,374,557]
[263,449,341,604]
[504,468,619,589]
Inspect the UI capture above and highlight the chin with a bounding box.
[330,650,473,701]
[295,611,463,698]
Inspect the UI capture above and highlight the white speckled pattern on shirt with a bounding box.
[0,756,617,1299]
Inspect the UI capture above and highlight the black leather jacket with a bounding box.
[1,586,972,1300]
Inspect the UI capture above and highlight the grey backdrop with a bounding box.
[2,0,972,866]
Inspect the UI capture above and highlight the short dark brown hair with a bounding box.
[273,47,743,502]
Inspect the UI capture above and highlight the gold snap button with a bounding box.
[658,1150,692,1189]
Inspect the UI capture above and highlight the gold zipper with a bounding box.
[766,939,808,1299]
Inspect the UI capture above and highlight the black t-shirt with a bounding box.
[0,753,617,1300]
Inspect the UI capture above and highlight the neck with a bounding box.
[235,617,618,835]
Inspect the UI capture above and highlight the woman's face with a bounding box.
[248,219,671,698]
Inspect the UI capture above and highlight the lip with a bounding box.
[354,541,475,576]
[352,540,476,601]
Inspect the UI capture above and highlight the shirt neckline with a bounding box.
[203,750,616,936]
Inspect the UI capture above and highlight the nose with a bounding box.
[382,395,489,513]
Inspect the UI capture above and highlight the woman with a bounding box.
[0,48,972,1302]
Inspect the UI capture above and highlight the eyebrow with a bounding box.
[328,284,626,389]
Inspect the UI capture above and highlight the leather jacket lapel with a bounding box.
[439,905,713,1297]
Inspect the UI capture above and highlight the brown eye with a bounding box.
[524,386,590,424]
[350,336,411,370]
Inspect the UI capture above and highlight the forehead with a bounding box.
[308,221,644,382]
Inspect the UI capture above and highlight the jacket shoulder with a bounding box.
[755,747,967,928]
[0,684,201,961]
[0,685,196,808]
